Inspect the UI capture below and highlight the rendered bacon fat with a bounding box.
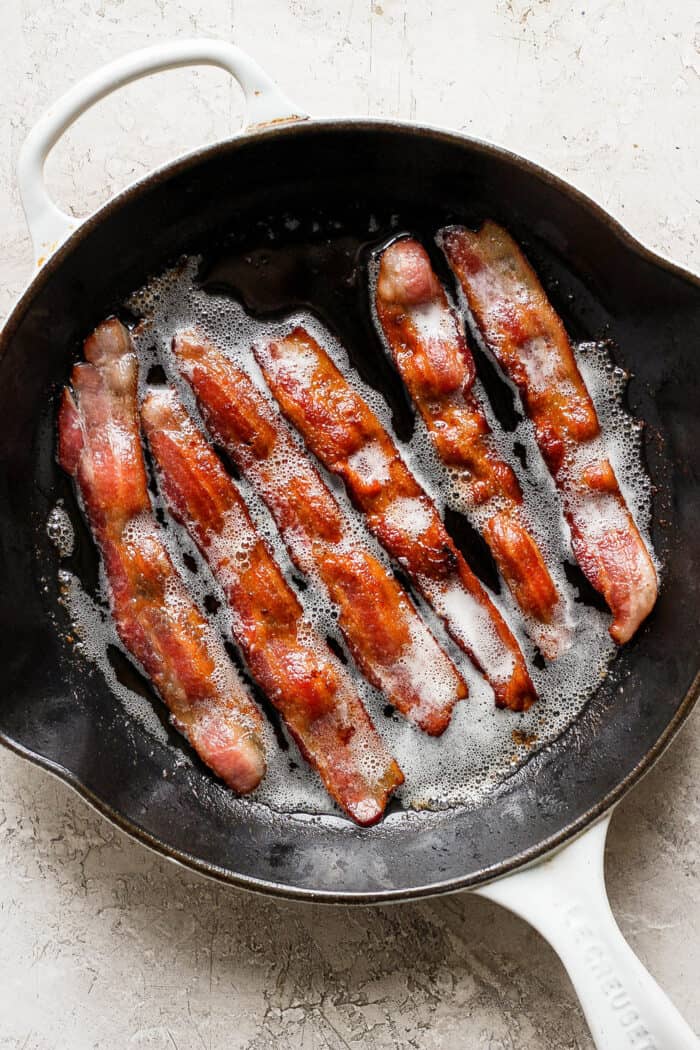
[142,389,403,824]
[255,328,536,711]
[173,329,467,734]
[441,222,658,643]
[375,238,565,658]
[57,319,266,792]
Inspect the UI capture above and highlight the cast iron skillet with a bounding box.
[1,41,698,1049]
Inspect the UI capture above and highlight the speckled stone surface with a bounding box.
[1,3,698,1047]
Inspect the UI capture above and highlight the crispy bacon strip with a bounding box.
[57,319,266,793]
[375,238,566,659]
[173,329,468,734]
[255,328,536,712]
[441,222,658,643]
[142,389,403,824]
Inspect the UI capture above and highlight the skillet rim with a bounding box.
[1,117,699,903]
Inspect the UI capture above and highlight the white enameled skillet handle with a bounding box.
[17,38,306,266]
[475,814,698,1050]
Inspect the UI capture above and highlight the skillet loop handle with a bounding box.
[475,815,698,1050]
[17,38,306,266]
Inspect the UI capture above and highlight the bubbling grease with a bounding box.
[51,250,657,819]
[47,502,74,557]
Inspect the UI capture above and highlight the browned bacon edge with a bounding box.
[374,237,567,659]
[254,327,537,712]
[141,387,403,825]
[57,318,266,793]
[172,329,468,734]
[440,222,658,644]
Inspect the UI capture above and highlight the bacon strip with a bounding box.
[254,328,536,712]
[173,329,468,733]
[141,388,403,824]
[440,222,658,643]
[374,238,567,659]
[57,319,266,793]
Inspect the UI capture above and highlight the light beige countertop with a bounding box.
[1,2,698,1047]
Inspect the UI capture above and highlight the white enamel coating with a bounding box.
[476,814,698,1050]
[17,39,306,265]
[16,40,698,1050]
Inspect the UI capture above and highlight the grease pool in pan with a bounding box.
[50,207,657,819]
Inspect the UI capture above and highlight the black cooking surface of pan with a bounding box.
[1,122,698,900]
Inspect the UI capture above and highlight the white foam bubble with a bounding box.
[346,442,392,486]
[410,300,455,344]
[47,502,74,557]
[383,496,433,541]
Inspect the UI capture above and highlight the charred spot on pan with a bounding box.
[532,650,546,671]
[365,336,418,442]
[382,792,405,819]
[513,441,528,470]
[106,643,155,702]
[325,635,348,665]
[291,574,308,591]
[423,232,465,301]
[563,560,610,612]
[223,638,289,751]
[146,363,167,385]
[142,444,160,498]
[443,507,501,592]
[438,543,460,576]
[181,552,198,574]
[203,593,221,615]
[113,304,142,330]
[223,638,244,669]
[391,565,415,598]
[470,345,522,433]
[213,443,241,481]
